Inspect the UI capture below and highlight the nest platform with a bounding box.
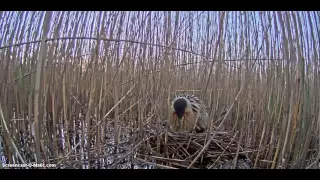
[137,129,252,169]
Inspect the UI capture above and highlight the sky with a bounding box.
[0,11,319,72]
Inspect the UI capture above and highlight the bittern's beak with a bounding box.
[176,112,184,129]
[177,117,182,129]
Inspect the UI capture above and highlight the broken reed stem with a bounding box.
[187,75,247,169]
[210,131,239,168]
[0,103,26,164]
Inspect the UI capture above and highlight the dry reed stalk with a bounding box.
[33,11,52,163]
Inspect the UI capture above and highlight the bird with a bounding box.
[167,94,209,133]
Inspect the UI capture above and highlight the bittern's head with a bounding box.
[172,97,193,129]
[173,97,187,119]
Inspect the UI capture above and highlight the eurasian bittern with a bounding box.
[168,94,209,133]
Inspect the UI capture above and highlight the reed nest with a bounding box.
[137,125,252,169]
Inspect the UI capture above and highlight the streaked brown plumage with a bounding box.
[168,94,209,133]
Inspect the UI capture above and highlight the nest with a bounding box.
[137,128,252,169]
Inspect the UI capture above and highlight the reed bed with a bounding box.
[0,11,320,169]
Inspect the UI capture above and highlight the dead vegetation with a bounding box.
[0,11,320,169]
